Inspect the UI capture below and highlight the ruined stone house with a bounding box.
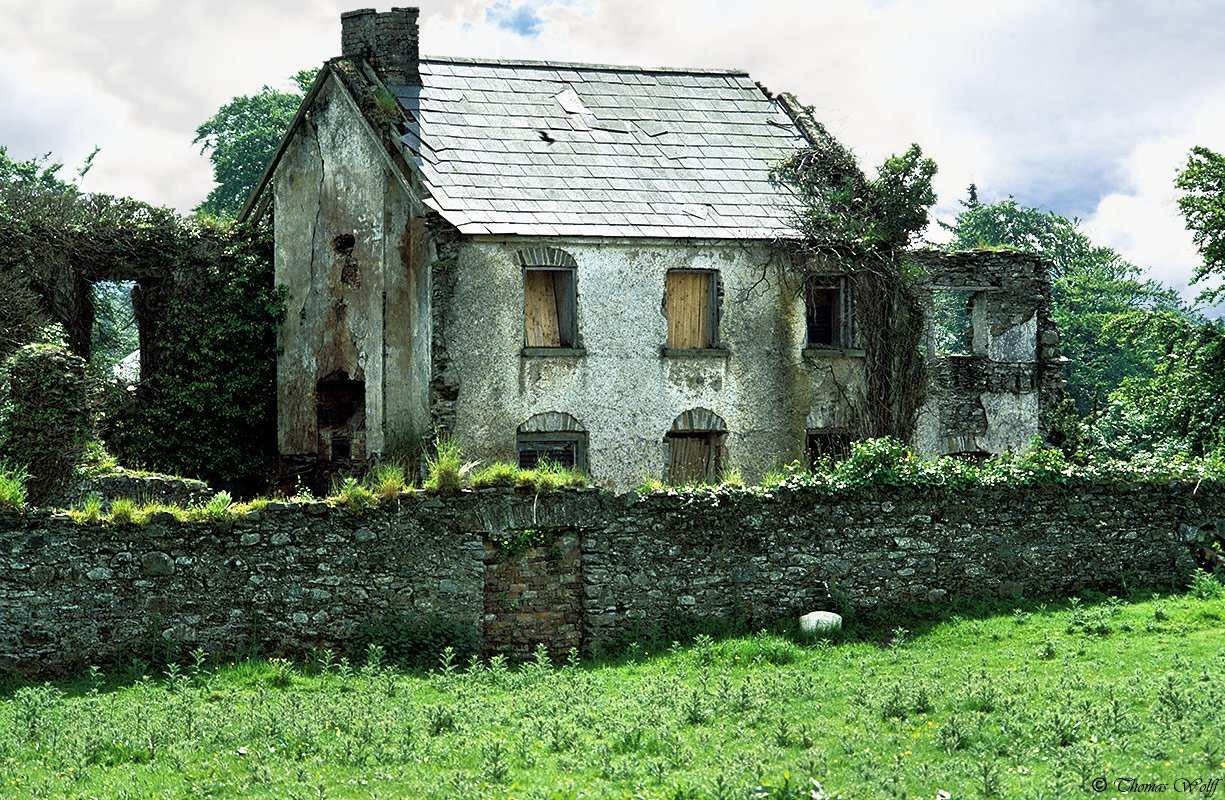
[246,7,1064,490]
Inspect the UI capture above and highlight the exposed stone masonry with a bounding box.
[1,482,1219,677]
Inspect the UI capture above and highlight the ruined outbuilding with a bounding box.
[249,7,1064,489]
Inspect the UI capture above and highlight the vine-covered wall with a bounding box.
[0,482,1217,677]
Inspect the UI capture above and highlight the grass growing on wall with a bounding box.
[1,588,1223,798]
[0,462,27,510]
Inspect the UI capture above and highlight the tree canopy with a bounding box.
[1177,145,1225,301]
[193,70,316,219]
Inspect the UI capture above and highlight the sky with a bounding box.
[1,0,1222,305]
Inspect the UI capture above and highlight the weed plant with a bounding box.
[0,462,27,510]
[3,590,1223,798]
[423,436,478,492]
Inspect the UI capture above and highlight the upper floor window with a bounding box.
[518,247,579,349]
[805,275,851,348]
[666,270,719,349]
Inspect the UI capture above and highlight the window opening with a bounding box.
[928,290,976,356]
[666,270,717,349]
[517,437,582,469]
[516,412,587,471]
[316,370,366,461]
[805,275,850,347]
[91,280,139,381]
[525,268,576,348]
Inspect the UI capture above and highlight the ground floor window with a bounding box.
[664,407,728,485]
[665,431,724,485]
[516,412,587,471]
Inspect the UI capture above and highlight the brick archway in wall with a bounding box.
[481,530,584,661]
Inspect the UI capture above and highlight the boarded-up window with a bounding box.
[666,270,717,349]
[525,268,576,347]
[665,431,723,485]
[805,276,850,347]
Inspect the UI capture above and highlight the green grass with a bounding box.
[0,462,28,510]
[2,588,1224,798]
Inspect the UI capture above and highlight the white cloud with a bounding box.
[1083,89,1225,308]
[1,0,1223,289]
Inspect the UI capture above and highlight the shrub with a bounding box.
[354,613,478,669]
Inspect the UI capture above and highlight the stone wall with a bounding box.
[1,483,1220,677]
[911,249,1065,457]
[56,470,215,511]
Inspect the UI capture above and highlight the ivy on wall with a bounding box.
[1,148,286,493]
[0,344,89,505]
[773,134,938,443]
[104,221,286,493]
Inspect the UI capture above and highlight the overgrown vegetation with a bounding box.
[636,436,1225,503]
[773,125,937,442]
[2,590,1223,798]
[426,437,586,493]
[0,145,286,495]
[0,462,27,511]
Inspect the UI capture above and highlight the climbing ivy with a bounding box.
[773,131,938,441]
[103,220,286,493]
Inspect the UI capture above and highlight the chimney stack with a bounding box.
[341,7,420,87]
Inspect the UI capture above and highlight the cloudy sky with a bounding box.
[2,0,1222,304]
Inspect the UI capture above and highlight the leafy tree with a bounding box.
[193,69,316,218]
[941,194,1186,414]
[1098,312,1225,459]
[1176,145,1225,301]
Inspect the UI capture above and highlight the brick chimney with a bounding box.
[340,7,421,87]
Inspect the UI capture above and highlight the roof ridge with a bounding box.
[420,54,749,77]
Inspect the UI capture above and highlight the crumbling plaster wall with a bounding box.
[436,238,865,489]
[274,75,430,462]
[909,249,1063,456]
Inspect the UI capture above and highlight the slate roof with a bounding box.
[393,56,810,239]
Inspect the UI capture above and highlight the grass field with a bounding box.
[2,579,1224,800]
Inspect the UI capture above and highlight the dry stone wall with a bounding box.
[1,483,1220,677]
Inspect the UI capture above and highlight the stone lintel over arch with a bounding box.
[668,407,727,434]
[518,411,585,434]
[514,247,578,269]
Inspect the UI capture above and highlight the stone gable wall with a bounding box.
[1,483,1220,677]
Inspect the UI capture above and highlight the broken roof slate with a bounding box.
[406,56,808,239]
